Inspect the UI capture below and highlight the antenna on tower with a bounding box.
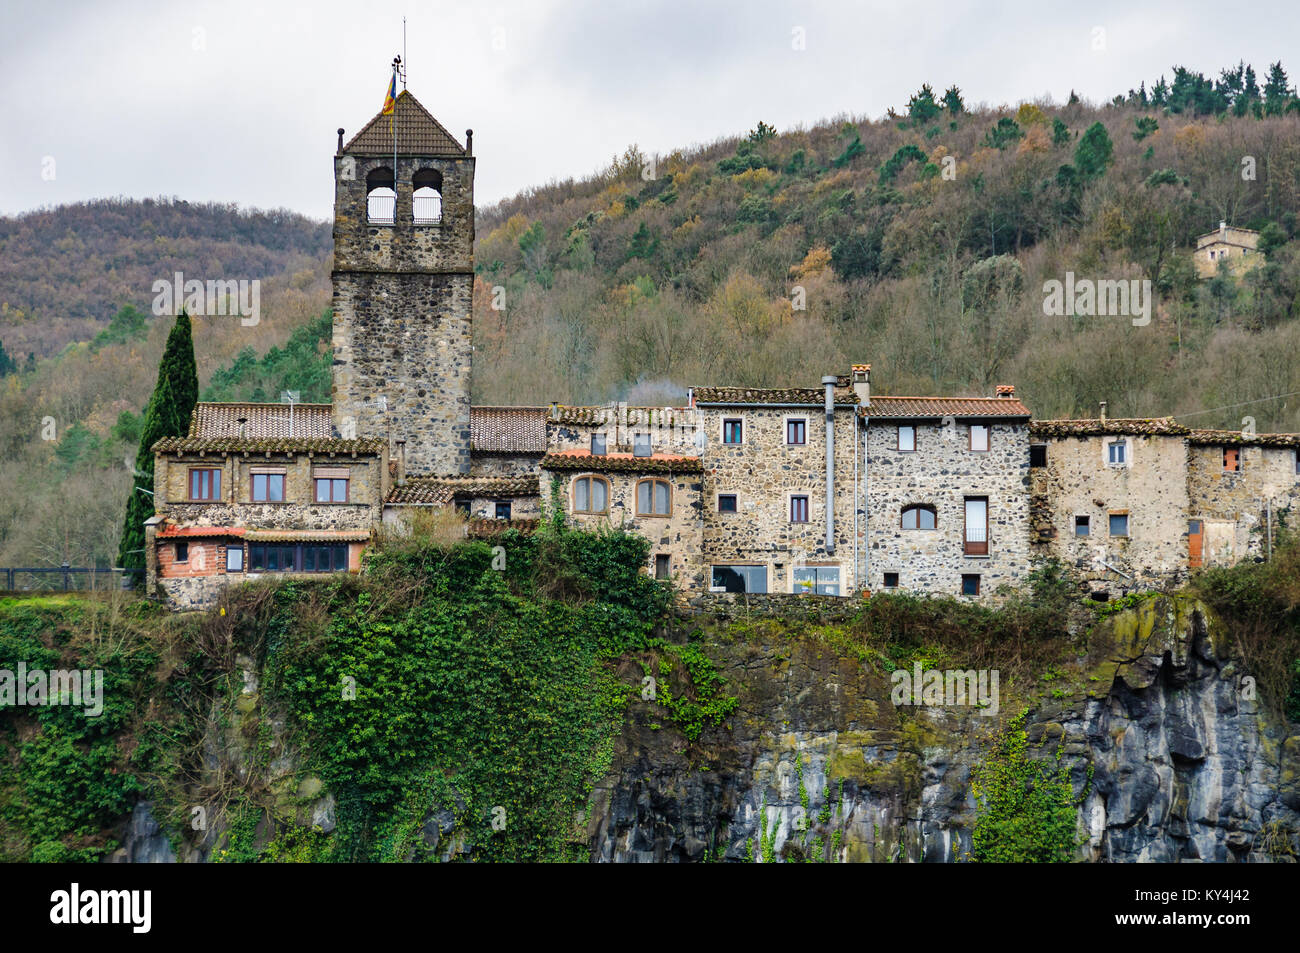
[402,17,408,89]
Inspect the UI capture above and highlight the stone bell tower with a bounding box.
[331,86,475,475]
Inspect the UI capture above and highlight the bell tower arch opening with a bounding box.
[365,167,397,225]
[412,168,443,224]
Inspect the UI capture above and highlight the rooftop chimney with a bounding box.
[337,128,345,153]
[395,439,407,486]
[466,129,473,156]
[851,364,871,405]
[237,416,248,438]
[995,384,1015,398]
[1220,220,1227,237]
[1099,400,1108,424]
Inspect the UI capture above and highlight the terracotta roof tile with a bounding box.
[467,518,540,538]
[244,529,371,542]
[864,396,1031,418]
[386,475,540,505]
[692,386,857,405]
[470,406,548,452]
[549,405,694,426]
[540,450,704,473]
[158,525,247,538]
[342,90,466,157]
[1030,418,1187,437]
[190,402,334,439]
[1187,428,1300,448]
[154,436,385,454]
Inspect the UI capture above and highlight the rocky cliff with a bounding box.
[104,592,1300,863]
[586,595,1300,862]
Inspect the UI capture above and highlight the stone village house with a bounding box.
[145,91,1300,608]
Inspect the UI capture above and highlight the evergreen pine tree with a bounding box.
[1074,122,1114,179]
[117,312,198,574]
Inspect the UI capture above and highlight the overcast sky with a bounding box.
[1,0,1296,221]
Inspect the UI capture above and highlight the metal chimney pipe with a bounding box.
[822,375,837,554]
[395,439,407,486]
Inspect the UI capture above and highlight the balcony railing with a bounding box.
[367,194,396,225]
[413,193,443,224]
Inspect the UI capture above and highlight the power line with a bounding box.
[1172,389,1300,420]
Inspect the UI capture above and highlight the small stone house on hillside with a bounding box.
[1194,222,1261,278]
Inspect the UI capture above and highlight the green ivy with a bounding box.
[969,710,1083,862]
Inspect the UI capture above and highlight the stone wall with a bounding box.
[698,405,859,595]
[1032,434,1189,585]
[548,404,703,456]
[540,466,705,591]
[332,271,472,476]
[866,420,1030,598]
[1188,443,1300,564]
[154,452,385,531]
[469,452,545,477]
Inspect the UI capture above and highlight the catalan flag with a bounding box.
[381,73,398,116]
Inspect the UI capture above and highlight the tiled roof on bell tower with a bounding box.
[341,90,466,156]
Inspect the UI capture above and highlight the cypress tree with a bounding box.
[117,312,198,574]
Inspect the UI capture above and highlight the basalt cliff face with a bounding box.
[586,596,1300,863]
[110,595,1299,863]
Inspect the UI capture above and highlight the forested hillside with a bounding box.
[0,197,330,360]
[2,62,1300,570]
[470,63,1300,429]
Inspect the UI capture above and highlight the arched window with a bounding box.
[636,478,671,516]
[901,505,937,530]
[572,475,609,514]
[413,168,443,224]
[366,167,396,225]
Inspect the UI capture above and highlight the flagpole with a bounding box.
[391,58,400,205]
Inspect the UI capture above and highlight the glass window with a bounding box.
[961,574,980,596]
[964,497,989,555]
[1109,514,1129,537]
[574,476,608,514]
[718,494,737,513]
[189,468,221,501]
[901,505,937,530]
[1108,441,1126,465]
[787,419,806,445]
[226,545,243,572]
[633,433,653,457]
[723,419,744,444]
[790,496,809,523]
[898,426,916,451]
[315,478,348,503]
[175,542,189,562]
[591,433,607,456]
[1075,516,1090,537]
[495,501,512,520]
[883,572,899,589]
[793,566,840,596]
[711,565,768,593]
[970,425,990,452]
[252,473,285,502]
[636,479,671,516]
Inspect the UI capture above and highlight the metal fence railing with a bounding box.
[1,567,144,592]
